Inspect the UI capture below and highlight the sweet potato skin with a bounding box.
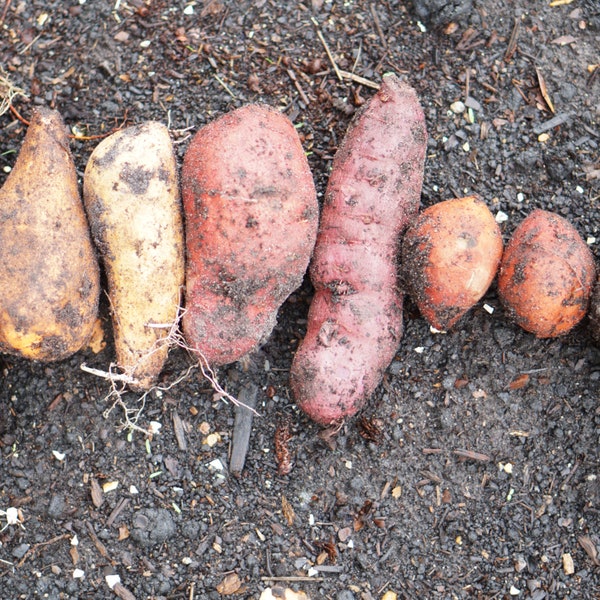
[497,209,595,338]
[0,107,100,361]
[401,195,503,330]
[83,122,184,389]
[290,74,427,426]
[181,104,318,366]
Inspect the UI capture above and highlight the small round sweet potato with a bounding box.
[181,104,318,366]
[497,209,595,338]
[401,195,503,331]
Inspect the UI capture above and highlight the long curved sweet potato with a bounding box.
[83,122,184,390]
[0,107,100,361]
[290,74,428,426]
[181,104,318,366]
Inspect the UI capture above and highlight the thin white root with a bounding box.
[80,303,259,434]
[0,69,27,117]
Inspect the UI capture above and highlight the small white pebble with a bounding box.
[462,142,470,152]
[450,100,466,114]
[495,210,509,223]
[309,514,315,526]
[105,574,121,589]
[586,236,596,245]
[430,326,446,334]
[347,539,354,548]
[414,347,425,354]
[129,485,139,495]
[516,192,525,202]
[416,20,427,32]
[576,186,584,194]
[183,4,194,15]
[483,304,494,314]
[509,585,521,595]
[2,166,11,173]
[148,421,162,435]
[103,481,119,493]
[504,462,514,474]
[52,450,66,461]
[73,569,85,579]
[140,40,151,48]
[307,567,319,577]
[182,556,193,565]
[208,458,224,471]
[71,535,79,546]
[345,460,352,470]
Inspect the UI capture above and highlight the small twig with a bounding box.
[370,4,387,48]
[86,521,115,565]
[338,69,379,89]
[312,17,343,82]
[17,533,71,568]
[0,0,13,27]
[213,74,236,98]
[505,17,520,61]
[453,449,490,462]
[261,576,325,582]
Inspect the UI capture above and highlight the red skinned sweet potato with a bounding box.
[497,209,595,338]
[401,195,503,330]
[181,104,318,366]
[290,74,428,426]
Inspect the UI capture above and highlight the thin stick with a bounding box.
[338,69,380,89]
[312,17,343,82]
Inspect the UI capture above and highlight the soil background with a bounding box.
[1,1,600,599]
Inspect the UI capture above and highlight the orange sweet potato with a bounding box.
[497,209,595,338]
[401,195,503,330]
[290,74,428,426]
[0,107,100,361]
[181,104,318,366]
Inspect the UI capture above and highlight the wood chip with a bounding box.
[578,535,600,565]
[90,477,104,508]
[281,495,295,527]
[229,383,259,476]
[508,373,530,390]
[535,67,555,114]
[172,410,187,451]
[562,552,575,575]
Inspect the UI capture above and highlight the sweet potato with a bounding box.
[290,74,428,426]
[83,122,184,389]
[181,104,318,366]
[497,209,595,338]
[401,195,503,330]
[0,107,100,361]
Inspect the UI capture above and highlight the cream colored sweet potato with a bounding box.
[0,107,100,361]
[401,195,503,330]
[181,104,318,366]
[290,74,427,426]
[83,122,184,389]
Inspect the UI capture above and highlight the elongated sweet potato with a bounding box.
[0,107,100,361]
[497,209,595,338]
[401,195,503,330]
[83,122,184,390]
[290,74,428,426]
[181,104,318,366]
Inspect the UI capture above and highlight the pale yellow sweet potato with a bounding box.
[83,122,184,390]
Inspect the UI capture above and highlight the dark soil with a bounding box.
[1,1,599,599]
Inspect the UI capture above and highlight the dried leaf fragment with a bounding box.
[536,67,555,114]
[508,373,530,390]
[281,495,296,527]
[216,572,241,595]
